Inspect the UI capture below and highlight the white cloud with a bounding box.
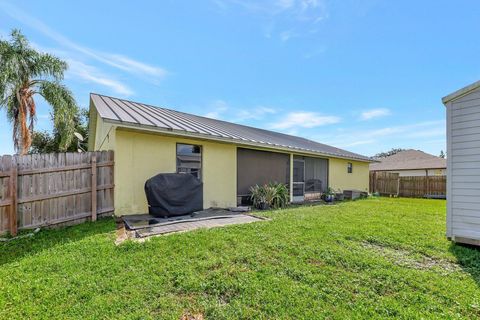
[279,30,296,42]
[213,0,328,41]
[100,54,167,79]
[204,100,277,122]
[66,60,134,96]
[0,2,167,81]
[360,108,391,120]
[358,120,445,139]
[381,121,444,136]
[323,120,446,150]
[28,42,134,96]
[269,111,340,129]
[340,139,376,147]
[404,127,446,139]
[236,106,277,121]
[277,0,295,10]
[303,46,327,59]
[204,100,229,119]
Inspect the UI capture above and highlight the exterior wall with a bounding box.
[87,106,97,151]
[328,158,369,192]
[115,129,237,215]
[447,88,480,241]
[88,109,116,151]
[428,168,446,176]
[90,112,372,215]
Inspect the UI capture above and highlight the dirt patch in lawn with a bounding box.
[180,311,204,320]
[362,242,462,274]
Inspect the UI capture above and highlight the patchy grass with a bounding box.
[1,198,480,319]
[361,241,462,273]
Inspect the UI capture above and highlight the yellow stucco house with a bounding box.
[88,93,373,216]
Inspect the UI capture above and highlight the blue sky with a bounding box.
[1,0,479,157]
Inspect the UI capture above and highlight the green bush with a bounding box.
[250,182,290,210]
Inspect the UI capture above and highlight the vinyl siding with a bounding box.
[447,87,480,241]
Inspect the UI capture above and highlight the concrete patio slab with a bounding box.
[120,208,266,239]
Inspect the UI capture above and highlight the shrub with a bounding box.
[250,182,290,210]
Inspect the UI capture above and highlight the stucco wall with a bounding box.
[91,117,371,214]
[115,129,237,215]
[328,158,369,192]
[88,109,116,151]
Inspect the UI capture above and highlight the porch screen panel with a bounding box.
[237,148,290,196]
[305,157,328,192]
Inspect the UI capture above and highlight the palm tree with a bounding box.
[0,29,78,155]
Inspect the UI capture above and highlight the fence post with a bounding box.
[91,154,97,222]
[426,171,430,196]
[9,163,18,236]
[396,177,400,197]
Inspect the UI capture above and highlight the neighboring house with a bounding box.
[443,80,480,246]
[369,149,446,177]
[88,93,374,216]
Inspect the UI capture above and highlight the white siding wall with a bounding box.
[448,89,480,241]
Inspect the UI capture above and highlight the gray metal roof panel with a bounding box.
[91,94,119,120]
[90,93,373,162]
[117,100,159,127]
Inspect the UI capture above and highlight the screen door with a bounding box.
[292,159,305,202]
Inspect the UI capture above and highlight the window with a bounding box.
[176,143,202,179]
[347,162,353,174]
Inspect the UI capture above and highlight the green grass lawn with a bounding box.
[1,198,480,319]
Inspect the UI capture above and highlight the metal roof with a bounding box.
[370,149,446,171]
[91,93,374,162]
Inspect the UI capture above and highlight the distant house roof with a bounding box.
[90,93,373,162]
[369,150,446,171]
[442,80,480,104]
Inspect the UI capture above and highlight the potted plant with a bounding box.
[250,184,267,210]
[324,187,335,203]
[269,182,289,209]
[250,182,290,210]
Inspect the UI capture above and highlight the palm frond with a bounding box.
[31,53,67,81]
[0,29,38,107]
[38,81,78,151]
[0,29,77,154]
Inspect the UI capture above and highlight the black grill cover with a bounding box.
[144,173,203,217]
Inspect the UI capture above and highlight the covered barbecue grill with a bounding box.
[144,173,203,217]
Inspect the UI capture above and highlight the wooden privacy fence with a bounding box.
[0,151,114,236]
[370,172,400,195]
[370,171,446,198]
